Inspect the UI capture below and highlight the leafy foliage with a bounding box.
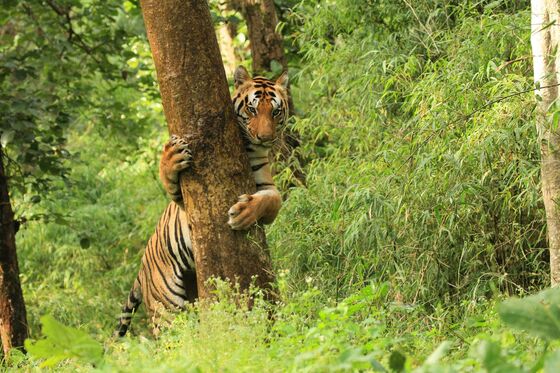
[499,287,560,340]
[25,315,103,367]
[273,0,546,306]
[0,0,157,218]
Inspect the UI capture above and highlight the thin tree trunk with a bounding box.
[140,0,275,299]
[216,2,238,78]
[531,0,560,286]
[217,22,238,77]
[233,0,287,76]
[232,0,293,110]
[0,148,28,355]
[231,0,305,185]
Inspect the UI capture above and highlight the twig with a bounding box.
[43,0,102,65]
[496,56,530,72]
[402,0,441,55]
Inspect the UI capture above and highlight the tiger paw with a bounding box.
[159,135,192,201]
[227,194,262,230]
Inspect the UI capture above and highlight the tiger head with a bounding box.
[232,66,289,148]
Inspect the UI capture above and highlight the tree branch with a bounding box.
[42,0,102,65]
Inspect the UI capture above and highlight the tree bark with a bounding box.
[232,0,287,76]
[140,0,275,299]
[531,0,560,286]
[0,148,28,355]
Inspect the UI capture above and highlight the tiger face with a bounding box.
[232,66,289,147]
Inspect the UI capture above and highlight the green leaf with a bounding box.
[1,130,15,147]
[79,237,91,249]
[424,341,452,365]
[25,315,103,368]
[6,347,26,366]
[369,358,388,372]
[498,287,560,340]
[553,111,560,130]
[389,350,406,372]
[545,350,560,373]
[484,1,502,11]
[270,60,284,76]
[476,340,524,373]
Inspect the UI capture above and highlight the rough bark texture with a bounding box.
[531,0,560,286]
[140,0,274,299]
[0,148,28,355]
[232,0,286,75]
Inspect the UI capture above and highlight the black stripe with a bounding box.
[169,205,187,271]
[157,285,183,308]
[251,162,268,171]
[164,223,184,281]
[158,204,172,230]
[148,247,184,305]
[145,238,185,299]
[256,182,274,188]
[175,211,193,269]
[143,266,170,307]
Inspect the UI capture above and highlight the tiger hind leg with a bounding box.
[116,276,142,337]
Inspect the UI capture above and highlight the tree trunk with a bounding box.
[531,0,560,286]
[231,0,305,185]
[140,0,275,300]
[232,0,287,76]
[0,148,28,355]
[216,2,239,78]
[217,21,238,78]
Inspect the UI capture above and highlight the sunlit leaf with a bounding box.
[1,130,15,148]
[498,288,560,340]
[25,315,103,368]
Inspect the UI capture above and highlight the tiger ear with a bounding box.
[275,71,289,91]
[234,66,250,88]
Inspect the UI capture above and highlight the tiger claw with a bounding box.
[160,136,193,200]
[227,194,259,230]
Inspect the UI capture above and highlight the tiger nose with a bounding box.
[257,133,274,141]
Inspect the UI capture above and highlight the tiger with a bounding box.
[116,66,289,337]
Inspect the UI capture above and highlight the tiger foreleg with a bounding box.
[159,135,191,208]
[227,189,282,230]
